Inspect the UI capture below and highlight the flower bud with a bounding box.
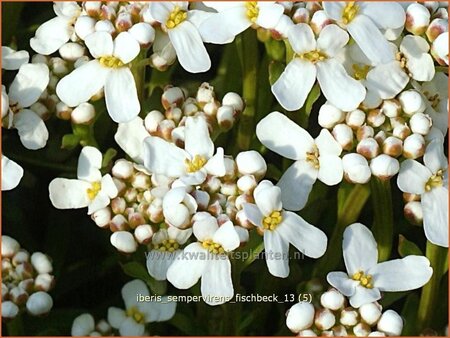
[374,130,387,146]
[56,101,73,120]
[356,125,374,141]
[129,23,155,47]
[96,319,111,334]
[157,119,176,141]
[95,19,115,34]
[128,212,146,229]
[381,99,401,118]
[368,331,386,336]
[31,54,48,65]
[320,289,345,311]
[310,10,332,35]
[236,151,267,179]
[2,236,20,258]
[359,302,382,326]
[31,252,53,274]
[217,105,236,130]
[318,103,345,129]
[235,209,254,230]
[112,159,134,180]
[12,250,30,266]
[409,113,432,135]
[221,182,238,196]
[49,57,68,76]
[286,302,315,332]
[237,175,257,193]
[203,100,220,117]
[34,273,55,292]
[91,207,111,228]
[346,109,366,129]
[134,224,154,244]
[2,301,19,319]
[182,98,199,116]
[26,291,53,316]
[404,200,423,225]
[110,214,128,232]
[293,7,310,24]
[354,322,372,336]
[196,82,215,105]
[83,1,101,15]
[377,310,403,336]
[357,138,380,159]
[315,308,336,330]
[332,124,354,151]
[392,124,411,140]
[72,313,95,336]
[16,262,34,279]
[367,109,386,128]
[74,55,90,69]
[131,172,151,190]
[144,110,164,133]
[403,133,425,159]
[148,200,164,223]
[59,42,85,62]
[382,136,403,157]
[71,102,95,125]
[298,330,317,336]
[340,307,359,327]
[115,12,133,32]
[74,16,96,40]
[398,90,426,116]
[110,231,138,253]
[191,190,210,210]
[406,3,430,35]
[426,18,448,42]
[30,102,50,120]
[343,153,371,184]
[431,32,449,66]
[332,325,348,336]
[9,286,28,305]
[222,92,244,113]
[162,87,184,109]
[370,154,400,179]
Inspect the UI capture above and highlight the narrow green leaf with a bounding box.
[398,234,423,257]
[61,134,80,149]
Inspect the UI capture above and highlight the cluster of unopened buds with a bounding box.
[1,236,54,319]
[286,288,403,337]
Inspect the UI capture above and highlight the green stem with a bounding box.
[313,183,370,277]
[237,29,259,151]
[131,50,148,103]
[6,314,24,335]
[417,242,448,332]
[370,178,394,262]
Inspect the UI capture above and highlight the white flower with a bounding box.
[30,2,81,55]
[166,216,240,306]
[71,313,96,336]
[1,46,29,70]
[198,1,284,44]
[56,31,141,123]
[323,2,405,64]
[49,146,118,215]
[26,291,53,316]
[327,223,433,308]
[115,117,151,164]
[163,187,198,229]
[150,2,211,73]
[257,112,343,211]
[243,180,327,277]
[146,226,192,280]
[143,116,226,185]
[273,23,365,111]
[397,137,448,247]
[108,280,176,336]
[1,155,24,191]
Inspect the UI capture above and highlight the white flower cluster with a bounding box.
[71,279,176,336]
[286,289,403,336]
[1,236,54,319]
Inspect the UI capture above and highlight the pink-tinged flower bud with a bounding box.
[56,101,73,120]
[12,250,30,266]
[162,87,184,109]
[110,214,128,232]
[315,308,336,331]
[339,307,359,327]
[342,153,371,184]
[2,301,19,319]
[196,82,216,105]
[49,57,68,76]
[31,252,53,274]
[59,42,85,61]
[222,92,244,114]
[217,105,236,131]
[235,209,254,230]
[112,159,134,180]
[404,200,423,225]
[92,207,111,228]
[128,212,146,229]
[9,286,28,305]
[346,109,366,129]
[26,291,53,316]
[392,123,411,140]
[431,32,449,66]
[71,102,95,125]
[403,133,425,159]
[115,12,133,32]
[332,325,348,336]
[224,157,238,180]
[207,199,223,217]
[409,113,433,135]
[369,331,386,336]
[333,124,354,151]
[382,136,403,157]
[399,90,426,116]
[370,154,400,180]
[403,192,421,202]
[354,323,372,336]
[74,16,96,40]
[293,7,310,24]
[359,302,382,326]
[381,99,401,118]
[306,2,322,15]
[286,302,315,332]
[2,236,20,258]
[183,98,199,116]
[148,200,164,224]
[95,20,115,35]
[310,10,332,35]
[111,197,126,215]
[129,23,155,47]
[144,110,164,134]
[191,190,210,210]
[237,175,257,193]
[406,4,431,35]
[204,176,221,193]
[83,1,102,16]
[203,100,220,117]
[374,131,387,146]
[221,182,238,196]
[157,119,176,141]
[356,125,374,141]
[165,106,182,124]
[134,224,154,244]
[318,103,345,129]
[377,310,403,336]
[426,18,448,42]
[131,172,151,190]
[433,7,448,20]
[320,289,345,311]
[34,273,55,292]
[236,151,267,179]
[367,109,386,128]
[357,138,380,159]
[72,313,96,336]
[110,231,138,253]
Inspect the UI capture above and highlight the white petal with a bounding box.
[84,31,114,58]
[433,32,449,65]
[422,187,449,247]
[369,256,433,291]
[1,85,9,119]
[101,174,118,198]
[401,36,435,82]
[1,155,24,191]
[13,109,49,150]
[87,191,110,215]
[71,313,95,336]
[424,138,448,173]
[179,171,207,185]
[199,7,249,44]
[278,211,327,258]
[322,2,346,21]
[1,47,29,70]
[104,68,140,123]
[254,184,282,216]
[317,24,349,57]
[185,116,214,158]
[360,3,406,29]
[56,60,109,107]
[264,230,289,278]
[287,23,316,54]
[315,129,342,156]
[147,251,178,280]
[114,117,149,164]
[397,160,430,194]
[114,32,141,64]
[243,203,263,227]
[316,59,366,111]
[9,63,49,108]
[277,161,318,211]
[143,136,187,177]
[30,17,71,55]
[318,155,343,186]
[256,112,315,160]
[119,317,145,336]
[193,214,218,241]
[349,285,381,308]
[168,22,211,73]
[107,307,126,329]
[48,178,90,210]
[343,223,378,276]
[166,242,208,289]
[213,221,240,252]
[366,62,409,99]
[271,58,317,111]
[140,296,176,322]
[77,146,102,181]
[204,147,226,177]
[122,279,149,309]
[327,271,358,297]
[150,2,174,23]
[201,258,233,305]
[348,15,395,64]
[256,3,284,29]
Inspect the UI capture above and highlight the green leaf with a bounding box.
[304,83,321,115]
[121,262,167,295]
[61,134,80,150]
[268,61,285,86]
[101,148,117,169]
[398,234,423,257]
[264,38,285,62]
[401,293,419,335]
[170,313,200,335]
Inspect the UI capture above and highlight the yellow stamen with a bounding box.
[87,181,101,200]
[352,270,373,289]
[201,239,226,254]
[245,2,259,23]
[352,64,371,81]
[423,91,441,110]
[342,2,359,25]
[166,5,188,29]
[154,239,180,252]
[185,155,207,173]
[262,210,283,231]
[425,170,444,191]
[126,306,146,324]
[306,146,320,169]
[99,56,125,68]
[298,50,328,64]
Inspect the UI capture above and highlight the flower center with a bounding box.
[201,239,225,254]
[245,2,259,23]
[166,5,187,29]
[306,147,320,169]
[298,50,328,64]
[126,306,146,324]
[99,56,124,68]
[352,270,373,289]
[154,239,180,252]
[423,91,441,110]
[185,155,207,173]
[352,64,371,81]
[425,170,444,191]
[87,181,101,200]
[342,2,359,24]
[262,211,283,231]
